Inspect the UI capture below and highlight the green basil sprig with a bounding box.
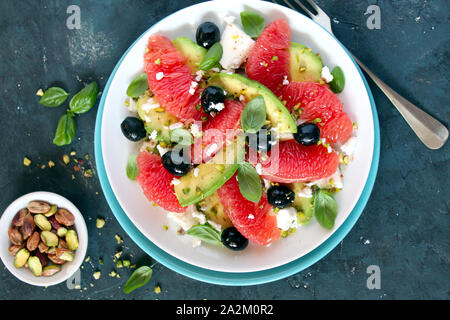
[240,11,265,38]
[199,42,223,71]
[329,66,345,93]
[241,96,266,133]
[237,162,262,203]
[313,189,338,229]
[69,81,99,114]
[39,87,70,107]
[186,223,222,246]
[123,266,153,294]
[126,154,139,180]
[126,74,149,98]
[53,113,77,146]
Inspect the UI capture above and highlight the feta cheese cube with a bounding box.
[220,22,255,71]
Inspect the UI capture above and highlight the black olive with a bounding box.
[221,227,248,251]
[201,86,225,115]
[196,22,220,49]
[267,185,295,209]
[246,130,277,153]
[120,117,147,142]
[161,149,191,176]
[294,123,321,146]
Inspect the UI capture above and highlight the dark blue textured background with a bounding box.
[0,0,448,299]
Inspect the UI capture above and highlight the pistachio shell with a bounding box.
[12,208,28,227]
[21,213,35,239]
[27,201,51,214]
[8,244,24,256]
[8,227,23,245]
[55,208,75,226]
[26,231,40,251]
[35,250,48,267]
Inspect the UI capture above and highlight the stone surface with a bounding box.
[0,0,448,300]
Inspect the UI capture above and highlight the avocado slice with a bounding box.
[197,192,233,228]
[172,36,207,74]
[289,42,324,83]
[174,139,245,206]
[209,73,297,133]
[136,93,178,144]
[290,182,314,226]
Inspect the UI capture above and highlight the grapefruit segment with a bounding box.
[246,19,291,95]
[257,140,339,183]
[321,112,353,144]
[217,174,280,246]
[145,35,203,123]
[136,151,185,213]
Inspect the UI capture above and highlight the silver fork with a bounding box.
[275,0,448,150]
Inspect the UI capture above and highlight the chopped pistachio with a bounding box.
[115,234,123,244]
[48,161,55,168]
[123,260,131,268]
[62,154,70,165]
[114,251,123,259]
[36,88,44,96]
[85,256,91,263]
[23,157,31,166]
[108,271,117,277]
[70,151,76,156]
[154,286,162,294]
[163,225,169,231]
[116,261,123,269]
[99,258,103,265]
[96,218,105,229]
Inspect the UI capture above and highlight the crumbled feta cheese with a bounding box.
[282,75,290,85]
[220,22,255,70]
[276,207,298,231]
[211,67,221,73]
[156,144,170,156]
[321,66,334,83]
[263,178,272,190]
[223,15,236,25]
[126,97,138,112]
[149,130,158,140]
[169,122,183,130]
[193,167,200,177]
[306,168,344,189]
[155,72,164,81]
[255,163,262,175]
[209,102,225,112]
[190,123,202,138]
[239,95,245,102]
[248,214,255,220]
[171,178,180,186]
[205,143,218,157]
[339,136,357,156]
[139,140,156,153]
[167,205,204,231]
[195,70,204,82]
[189,87,196,95]
[141,97,160,113]
[208,220,222,232]
[297,185,313,198]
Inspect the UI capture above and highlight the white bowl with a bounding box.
[100,0,374,273]
[0,192,88,286]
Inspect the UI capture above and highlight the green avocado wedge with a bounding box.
[174,139,245,207]
[208,73,297,133]
[136,93,178,144]
[289,42,324,83]
[172,37,207,74]
[290,182,314,226]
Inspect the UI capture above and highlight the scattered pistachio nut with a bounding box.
[26,231,41,251]
[34,214,52,231]
[8,227,23,246]
[42,265,61,277]
[62,154,70,164]
[28,256,43,277]
[96,218,105,229]
[55,208,75,227]
[41,231,59,247]
[93,271,101,280]
[27,201,51,214]
[14,248,30,268]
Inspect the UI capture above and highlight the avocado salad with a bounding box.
[120,11,357,251]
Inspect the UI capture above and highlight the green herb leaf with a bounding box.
[313,190,338,229]
[53,113,77,146]
[69,82,99,114]
[170,128,193,145]
[241,96,266,133]
[329,66,345,93]
[123,266,153,294]
[126,74,149,98]
[126,154,139,180]
[240,11,265,38]
[199,42,223,71]
[186,223,222,246]
[39,87,70,107]
[237,162,262,203]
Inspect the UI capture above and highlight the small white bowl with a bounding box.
[0,191,88,286]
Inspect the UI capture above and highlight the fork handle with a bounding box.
[351,55,448,150]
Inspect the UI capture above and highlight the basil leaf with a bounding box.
[240,11,265,38]
[329,66,345,93]
[241,96,266,133]
[186,223,222,246]
[39,87,69,107]
[69,82,99,114]
[127,74,149,98]
[123,266,153,294]
[199,42,223,71]
[314,190,338,229]
[53,113,77,146]
[170,128,193,145]
[126,154,139,180]
[237,162,262,203]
